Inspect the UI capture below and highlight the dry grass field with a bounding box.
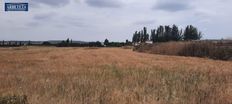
[0,47,232,104]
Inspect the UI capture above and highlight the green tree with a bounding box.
[150,29,158,43]
[132,31,139,43]
[28,40,31,45]
[171,25,182,41]
[138,31,142,43]
[164,25,172,42]
[143,27,149,42]
[126,39,129,45]
[183,25,202,40]
[66,38,70,43]
[157,26,165,42]
[96,41,102,47]
[104,39,109,46]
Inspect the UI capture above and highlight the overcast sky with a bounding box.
[0,0,232,41]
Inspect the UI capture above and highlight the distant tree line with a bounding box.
[57,38,103,47]
[0,40,26,47]
[104,39,132,47]
[132,25,202,43]
[56,38,132,47]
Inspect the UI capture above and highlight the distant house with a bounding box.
[133,43,139,46]
[133,41,153,46]
[145,41,153,44]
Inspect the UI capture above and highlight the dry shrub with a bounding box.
[211,47,232,60]
[179,42,232,60]
[134,42,188,55]
[134,41,232,60]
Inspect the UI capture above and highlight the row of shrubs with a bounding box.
[179,42,232,60]
[134,41,232,61]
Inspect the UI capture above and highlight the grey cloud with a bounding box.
[153,0,192,12]
[64,20,88,28]
[26,22,40,27]
[31,14,88,28]
[28,12,56,27]
[33,13,57,21]
[31,0,70,7]
[55,16,90,28]
[134,20,156,25]
[85,0,122,8]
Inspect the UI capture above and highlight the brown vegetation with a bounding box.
[134,41,232,60]
[0,47,232,104]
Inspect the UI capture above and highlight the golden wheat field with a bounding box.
[0,47,232,104]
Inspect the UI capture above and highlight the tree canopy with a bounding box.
[133,25,202,43]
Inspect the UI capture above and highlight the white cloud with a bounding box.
[153,0,192,12]
[31,0,71,7]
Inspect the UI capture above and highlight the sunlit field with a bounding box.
[0,47,232,104]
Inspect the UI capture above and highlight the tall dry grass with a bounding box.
[0,47,231,104]
[134,42,187,55]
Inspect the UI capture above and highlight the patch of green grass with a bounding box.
[0,95,28,104]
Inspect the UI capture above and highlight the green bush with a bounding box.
[0,95,28,104]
